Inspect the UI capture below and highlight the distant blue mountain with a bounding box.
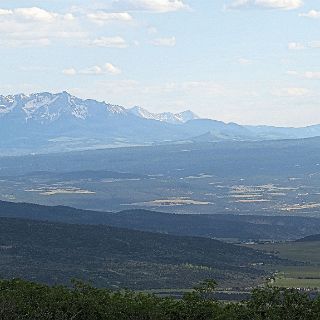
[1,91,320,155]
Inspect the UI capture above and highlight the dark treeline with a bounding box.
[0,279,320,320]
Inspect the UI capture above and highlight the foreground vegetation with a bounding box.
[0,279,319,319]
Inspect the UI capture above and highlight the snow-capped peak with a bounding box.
[128,106,199,124]
[0,91,128,123]
[128,106,158,120]
[0,91,199,125]
[176,110,200,123]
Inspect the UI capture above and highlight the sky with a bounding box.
[0,0,320,127]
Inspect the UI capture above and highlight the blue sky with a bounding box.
[1,0,320,126]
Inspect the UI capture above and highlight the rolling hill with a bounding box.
[1,201,320,241]
[0,216,282,289]
[296,234,320,242]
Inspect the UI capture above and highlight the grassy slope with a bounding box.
[246,241,320,289]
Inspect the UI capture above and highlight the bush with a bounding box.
[0,279,318,320]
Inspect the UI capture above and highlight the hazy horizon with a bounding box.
[2,89,320,128]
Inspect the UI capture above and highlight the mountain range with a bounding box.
[2,91,320,155]
[0,91,198,125]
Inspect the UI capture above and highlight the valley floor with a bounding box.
[244,241,320,291]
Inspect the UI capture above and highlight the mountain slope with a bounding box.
[0,92,198,126]
[0,92,204,154]
[0,216,281,289]
[296,234,320,242]
[0,91,126,124]
[128,106,199,124]
[246,124,320,140]
[2,91,320,155]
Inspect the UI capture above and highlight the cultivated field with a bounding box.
[246,241,320,289]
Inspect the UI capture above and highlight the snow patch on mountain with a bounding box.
[129,106,155,120]
[0,95,19,116]
[23,95,60,121]
[175,110,200,123]
[0,91,199,126]
[128,106,199,124]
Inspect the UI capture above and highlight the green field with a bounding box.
[246,241,320,289]
[273,277,320,289]
[250,241,320,263]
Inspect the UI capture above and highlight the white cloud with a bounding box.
[308,41,320,48]
[81,63,122,75]
[63,68,77,76]
[0,7,129,49]
[87,11,133,25]
[287,41,320,50]
[304,71,320,79]
[273,87,310,97]
[14,7,59,22]
[80,66,102,75]
[286,70,320,79]
[228,0,303,10]
[0,7,75,22]
[112,0,190,13]
[104,63,122,75]
[90,36,128,48]
[0,9,12,16]
[299,10,320,19]
[64,63,121,76]
[0,7,85,47]
[288,42,305,50]
[286,70,298,75]
[151,36,176,46]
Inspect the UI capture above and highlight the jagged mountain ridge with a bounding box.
[128,106,199,124]
[0,91,208,154]
[2,91,320,155]
[0,92,198,125]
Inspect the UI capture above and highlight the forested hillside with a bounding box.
[0,216,282,289]
[1,201,320,240]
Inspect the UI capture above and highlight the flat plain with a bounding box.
[245,241,320,289]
